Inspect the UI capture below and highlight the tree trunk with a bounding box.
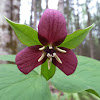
[58,0,64,14]
[86,0,94,58]
[66,0,70,33]
[33,0,37,30]
[0,0,20,55]
[46,0,48,9]
[30,0,34,27]
[39,0,42,19]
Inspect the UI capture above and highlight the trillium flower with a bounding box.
[16,9,78,76]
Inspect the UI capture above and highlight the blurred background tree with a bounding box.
[0,0,100,60]
[0,0,100,99]
[0,0,20,55]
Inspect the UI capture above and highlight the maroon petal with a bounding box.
[38,9,67,46]
[52,47,78,75]
[15,45,47,74]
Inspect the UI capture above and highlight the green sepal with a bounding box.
[59,24,95,49]
[41,60,56,80]
[5,17,42,46]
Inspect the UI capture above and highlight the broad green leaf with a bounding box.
[0,64,51,100]
[5,17,41,46]
[34,65,41,74]
[41,60,56,80]
[51,56,100,98]
[0,55,15,62]
[59,24,94,49]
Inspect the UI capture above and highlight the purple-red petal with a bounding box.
[15,45,47,74]
[52,47,78,75]
[38,9,67,46]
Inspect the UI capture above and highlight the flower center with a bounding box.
[44,46,56,56]
[38,45,67,69]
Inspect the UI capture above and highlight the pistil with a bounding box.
[38,45,64,69]
[47,53,52,58]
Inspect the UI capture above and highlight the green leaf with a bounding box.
[0,64,51,100]
[41,60,56,80]
[5,17,41,46]
[59,24,95,49]
[51,56,100,98]
[0,55,15,62]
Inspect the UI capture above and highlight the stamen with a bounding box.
[38,53,45,62]
[49,45,53,49]
[56,47,66,53]
[53,53,62,64]
[39,46,45,51]
[48,57,52,70]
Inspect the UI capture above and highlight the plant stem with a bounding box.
[57,91,61,100]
